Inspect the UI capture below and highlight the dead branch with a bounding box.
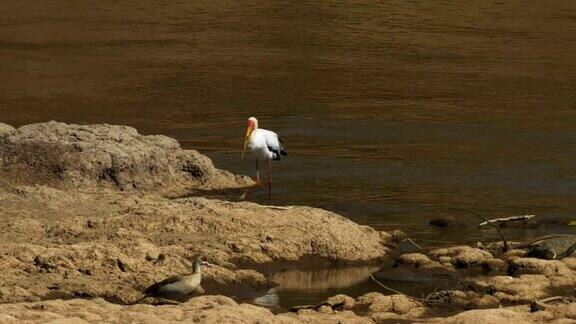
[462,209,509,252]
[370,275,426,302]
[478,215,535,228]
[403,238,424,251]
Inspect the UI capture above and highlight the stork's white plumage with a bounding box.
[242,117,287,198]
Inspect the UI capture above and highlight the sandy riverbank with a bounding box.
[1,121,576,323]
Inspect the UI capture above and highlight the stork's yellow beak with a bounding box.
[242,126,253,159]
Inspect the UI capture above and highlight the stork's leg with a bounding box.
[255,159,260,185]
[267,159,272,200]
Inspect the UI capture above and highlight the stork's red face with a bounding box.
[242,118,255,159]
[245,119,255,139]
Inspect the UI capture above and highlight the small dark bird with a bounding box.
[144,256,207,299]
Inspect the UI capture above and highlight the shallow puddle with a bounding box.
[248,263,451,311]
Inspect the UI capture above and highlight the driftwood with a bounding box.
[478,215,535,228]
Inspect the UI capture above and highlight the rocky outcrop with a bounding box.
[0,121,251,194]
[391,245,507,282]
[389,243,576,310]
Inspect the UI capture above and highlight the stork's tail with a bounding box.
[278,137,287,157]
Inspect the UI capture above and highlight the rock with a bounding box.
[0,121,252,194]
[468,294,501,309]
[370,312,402,323]
[438,308,535,323]
[395,253,434,268]
[438,256,452,265]
[561,257,576,270]
[482,258,508,273]
[0,296,292,323]
[357,293,423,315]
[429,216,464,227]
[429,246,493,268]
[392,252,457,280]
[466,274,576,304]
[356,292,386,305]
[325,294,356,310]
[425,290,501,310]
[317,305,333,314]
[388,230,407,242]
[287,308,371,323]
[501,249,527,260]
[0,286,39,303]
[508,258,574,276]
[0,123,15,134]
[420,245,499,274]
[378,231,394,246]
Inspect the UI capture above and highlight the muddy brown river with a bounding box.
[1,0,576,309]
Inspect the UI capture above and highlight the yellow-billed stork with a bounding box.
[242,117,287,198]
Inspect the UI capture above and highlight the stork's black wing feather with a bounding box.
[278,137,287,156]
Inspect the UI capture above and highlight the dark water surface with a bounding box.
[2,0,576,307]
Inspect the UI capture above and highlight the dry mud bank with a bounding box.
[2,292,576,323]
[1,122,576,323]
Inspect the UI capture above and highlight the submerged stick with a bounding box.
[370,275,425,302]
[403,238,424,251]
[462,208,509,252]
